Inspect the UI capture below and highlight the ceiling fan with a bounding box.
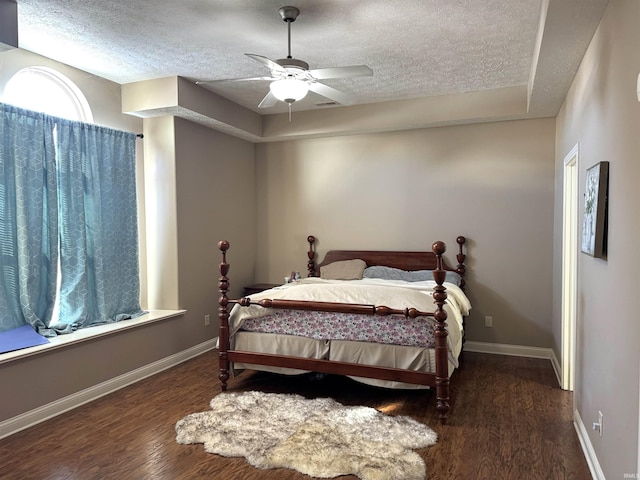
[196,6,373,110]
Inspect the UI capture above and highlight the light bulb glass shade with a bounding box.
[269,78,309,103]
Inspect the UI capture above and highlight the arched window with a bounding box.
[2,67,95,330]
[2,66,93,122]
[1,68,143,337]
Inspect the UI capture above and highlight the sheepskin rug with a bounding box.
[175,390,437,480]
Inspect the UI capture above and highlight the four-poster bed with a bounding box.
[216,235,469,424]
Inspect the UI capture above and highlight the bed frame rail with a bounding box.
[233,297,434,317]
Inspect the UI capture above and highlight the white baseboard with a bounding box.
[464,341,562,387]
[0,338,217,440]
[464,341,554,359]
[574,408,605,480]
[549,349,562,386]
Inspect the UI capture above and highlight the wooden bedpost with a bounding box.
[218,240,231,391]
[307,235,317,277]
[432,240,450,424]
[456,236,467,291]
[456,236,468,354]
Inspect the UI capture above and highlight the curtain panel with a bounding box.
[0,103,144,336]
[0,104,58,334]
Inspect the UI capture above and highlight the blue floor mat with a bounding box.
[0,324,50,354]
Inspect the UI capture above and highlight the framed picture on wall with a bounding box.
[581,161,609,258]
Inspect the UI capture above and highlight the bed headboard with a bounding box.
[306,235,467,288]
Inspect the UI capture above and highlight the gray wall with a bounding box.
[174,117,257,328]
[255,118,556,348]
[554,0,640,476]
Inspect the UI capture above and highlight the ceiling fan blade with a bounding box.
[196,76,272,85]
[307,65,373,80]
[258,90,278,109]
[246,53,287,73]
[308,82,356,106]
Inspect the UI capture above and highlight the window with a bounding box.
[2,67,95,328]
[0,68,143,337]
[3,66,93,122]
[4,68,87,331]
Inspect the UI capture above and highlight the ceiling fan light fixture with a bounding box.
[270,78,308,104]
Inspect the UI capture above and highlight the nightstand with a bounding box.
[243,283,280,296]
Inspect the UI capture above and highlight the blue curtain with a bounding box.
[54,120,144,332]
[0,104,58,334]
[0,103,144,335]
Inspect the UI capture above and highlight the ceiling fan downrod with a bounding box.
[278,6,299,60]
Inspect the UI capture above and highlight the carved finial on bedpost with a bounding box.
[217,240,231,391]
[432,240,450,424]
[456,236,467,291]
[307,235,317,277]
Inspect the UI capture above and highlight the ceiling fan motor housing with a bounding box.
[275,58,309,71]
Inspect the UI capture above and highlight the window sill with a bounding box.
[0,310,186,365]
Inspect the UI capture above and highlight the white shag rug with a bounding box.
[175,391,437,480]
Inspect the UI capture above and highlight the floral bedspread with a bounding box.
[240,310,436,348]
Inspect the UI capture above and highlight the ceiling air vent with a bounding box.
[315,101,339,107]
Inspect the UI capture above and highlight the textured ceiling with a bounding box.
[14,0,607,117]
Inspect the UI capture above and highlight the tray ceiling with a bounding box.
[11,0,609,138]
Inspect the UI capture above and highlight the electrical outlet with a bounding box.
[484,316,493,327]
[204,314,210,326]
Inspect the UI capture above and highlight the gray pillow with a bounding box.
[363,265,461,286]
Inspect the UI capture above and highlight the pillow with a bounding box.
[320,259,367,280]
[362,265,412,281]
[363,265,462,286]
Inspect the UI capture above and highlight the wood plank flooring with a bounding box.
[0,351,590,479]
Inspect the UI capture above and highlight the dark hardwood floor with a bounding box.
[0,351,590,480]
